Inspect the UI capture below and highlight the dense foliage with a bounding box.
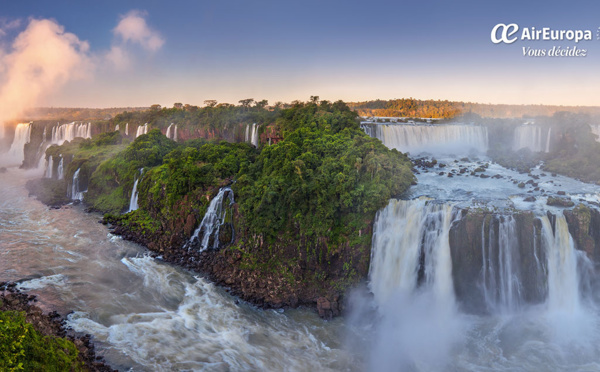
[0,311,81,371]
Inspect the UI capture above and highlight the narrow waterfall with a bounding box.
[128,169,143,212]
[45,156,54,178]
[36,126,49,169]
[188,187,235,252]
[545,127,552,152]
[246,123,259,147]
[481,215,523,313]
[360,123,488,155]
[369,198,456,306]
[136,123,148,138]
[173,125,178,141]
[125,123,129,136]
[51,122,92,145]
[166,123,176,139]
[540,214,581,313]
[115,124,120,131]
[7,123,32,164]
[69,168,85,201]
[57,157,64,180]
[166,123,173,139]
[513,125,551,152]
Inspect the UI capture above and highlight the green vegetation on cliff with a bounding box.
[34,99,414,308]
[0,310,82,371]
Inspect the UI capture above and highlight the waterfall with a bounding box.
[7,123,32,164]
[36,126,49,169]
[360,123,488,155]
[45,156,54,178]
[540,214,581,313]
[166,123,175,139]
[246,123,259,147]
[545,127,552,152]
[125,123,129,136]
[174,125,178,141]
[57,157,64,180]
[369,198,456,306]
[115,124,120,131]
[128,169,143,212]
[481,215,523,313]
[513,125,551,152]
[188,187,235,252]
[51,122,92,145]
[136,123,148,138]
[69,168,85,201]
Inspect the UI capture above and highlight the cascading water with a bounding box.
[68,168,85,201]
[188,187,235,251]
[45,156,54,178]
[57,157,64,180]
[540,214,581,313]
[245,123,259,147]
[51,122,92,145]
[166,123,176,139]
[360,123,488,154]
[115,124,120,131]
[135,123,148,138]
[366,198,464,371]
[173,125,178,141]
[481,215,523,313]
[125,123,129,136]
[7,123,31,164]
[513,125,551,152]
[128,169,143,213]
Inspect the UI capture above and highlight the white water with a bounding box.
[189,187,234,251]
[69,168,85,201]
[45,155,54,178]
[361,123,488,155]
[115,124,120,132]
[6,123,31,165]
[513,125,551,153]
[174,125,178,141]
[57,157,64,180]
[166,123,177,140]
[481,215,523,313]
[366,198,465,371]
[125,123,129,136]
[245,123,259,147]
[51,122,91,145]
[128,170,142,213]
[136,123,148,138]
[0,170,353,371]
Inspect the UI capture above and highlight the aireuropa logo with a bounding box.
[491,23,592,44]
[491,23,519,44]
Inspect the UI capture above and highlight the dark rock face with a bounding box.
[564,204,600,261]
[449,209,546,314]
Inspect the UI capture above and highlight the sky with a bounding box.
[1,0,600,110]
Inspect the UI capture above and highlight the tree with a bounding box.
[310,95,320,104]
[204,100,217,107]
[173,103,183,109]
[239,98,254,108]
[150,104,162,111]
[254,99,268,109]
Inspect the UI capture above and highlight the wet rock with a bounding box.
[518,182,525,188]
[524,196,536,202]
[546,197,574,207]
[480,174,489,179]
[557,191,566,195]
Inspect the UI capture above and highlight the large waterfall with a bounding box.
[481,215,524,313]
[6,123,31,164]
[188,187,235,252]
[513,125,552,152]
[51,122,92,145]
[360,123,488,155]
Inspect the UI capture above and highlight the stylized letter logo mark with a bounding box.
[491,23,519,44]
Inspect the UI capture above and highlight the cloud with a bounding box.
[0,18,92,137]
[0,18,22,37]
[113,10,164,52]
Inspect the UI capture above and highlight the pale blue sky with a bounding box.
[1,0,599,107]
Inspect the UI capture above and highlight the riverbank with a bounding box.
[0,283,115,371]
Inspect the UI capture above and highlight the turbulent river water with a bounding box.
[4,121,600,371]
[0,169,355,371]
